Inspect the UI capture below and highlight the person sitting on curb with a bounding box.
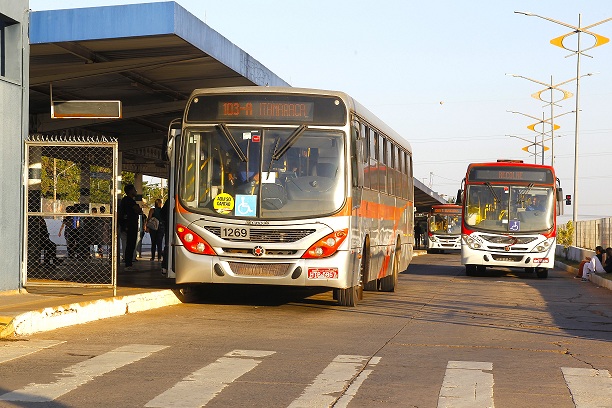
[604,247,612,273]
[575,246,604,278]
[579,246,606,281]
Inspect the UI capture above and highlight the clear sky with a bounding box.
[30,0,612,222]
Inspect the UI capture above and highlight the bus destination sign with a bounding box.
[186,93,346,125]
[469,166,553,183]
[219,101,314,122]
[433,207,461,214]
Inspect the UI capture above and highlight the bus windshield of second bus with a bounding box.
[180,127,345,219]
[464,184,554,233]
[429,211,461,235]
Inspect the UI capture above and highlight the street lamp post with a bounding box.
[515,11,611,223]
[507,110,574,164]
[506,73,578,167]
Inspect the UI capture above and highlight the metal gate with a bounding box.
[25,135,118,289]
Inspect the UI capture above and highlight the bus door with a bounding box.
[165,121,181,278]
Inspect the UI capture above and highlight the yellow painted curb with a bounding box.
[0,316,15,339]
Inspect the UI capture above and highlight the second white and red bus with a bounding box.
[459,160,564,279]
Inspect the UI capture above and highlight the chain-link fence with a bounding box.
[25,135,118,288]
[570,217,612,251]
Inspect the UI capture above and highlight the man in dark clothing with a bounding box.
[414,223,423,249]
[120,184,143,270]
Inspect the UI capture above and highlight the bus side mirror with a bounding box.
[165,119,182,162]
[557,188,565,215]
[456,189,463,205]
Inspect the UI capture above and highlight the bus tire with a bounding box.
[536,268,548,279]
[335,285,360,307]
[380,245,399,292]
[362,242,377,291]
[465,264,477,276]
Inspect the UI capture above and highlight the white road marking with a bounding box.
[562,367,612,408]
[145,349,275,408]
[438,361,494,408]
[0,344,167,402]
[288,355,371,408]
[0,340,64,364]
[334,357,381,408]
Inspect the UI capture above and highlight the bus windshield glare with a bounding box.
[179,126,346,219]
[464,184,554,233]
[429,213,461,235]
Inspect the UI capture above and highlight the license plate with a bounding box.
[534,258,549,264]
[220,226,250,240]
[308,268,339,279]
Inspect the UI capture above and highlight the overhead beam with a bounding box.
[36,100,185,132]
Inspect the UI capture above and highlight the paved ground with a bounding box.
[1,251,610,339]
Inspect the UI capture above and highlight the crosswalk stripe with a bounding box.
[287,355,372,408]
[0,344,167,403]
[0,340,64,364]
[438,361,494,408]
[145,349,275,408]
[334,357,381,408]
[561,367,612,408]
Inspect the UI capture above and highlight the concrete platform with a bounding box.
[1,259,183,339]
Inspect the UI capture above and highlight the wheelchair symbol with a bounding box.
[509,220,520,231]
[235,195,256,217]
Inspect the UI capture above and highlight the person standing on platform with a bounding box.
[119,184,143,271]
[147,198,164,262]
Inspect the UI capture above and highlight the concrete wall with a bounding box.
[0,1,28,291]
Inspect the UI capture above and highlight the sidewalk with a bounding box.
[0,259,183,339]
[555,260,612,291]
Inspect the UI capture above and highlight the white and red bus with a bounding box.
[165,87,414,306]
[427,204,461,253]
[460,160,564,278]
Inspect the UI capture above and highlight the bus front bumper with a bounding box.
[461,249,554,269]
[174,247,357,289]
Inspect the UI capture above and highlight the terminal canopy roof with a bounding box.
[29,1,289,178]
[28,1,446,210]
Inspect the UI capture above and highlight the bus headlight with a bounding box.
[303,229,348,259]
[176,224,216,255]
[462,234,481,249]
[536,238,554,253]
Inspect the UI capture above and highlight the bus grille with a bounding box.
[206,227,316,243]
[228,262,291,277]
[481,235,537,244]
[491,254,524,262]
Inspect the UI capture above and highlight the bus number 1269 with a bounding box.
[221,227,250,240]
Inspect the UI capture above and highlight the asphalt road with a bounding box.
[1,252,611,408]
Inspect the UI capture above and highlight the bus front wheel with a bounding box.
[465,264,477,276]
[536,268,548,279]
[335,285,361,307]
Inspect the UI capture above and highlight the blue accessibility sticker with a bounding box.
[235,195,257,217]
[509,220,520,231]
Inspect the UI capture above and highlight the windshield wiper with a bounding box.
[265,137,281,182]
[518,183,535,205]
[484,182,501,205]
[272,124,308,160]
[217,123,247,162]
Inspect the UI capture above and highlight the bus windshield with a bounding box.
[464,184,554,233]
[179,126,346,219]
[429,213,461,235]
